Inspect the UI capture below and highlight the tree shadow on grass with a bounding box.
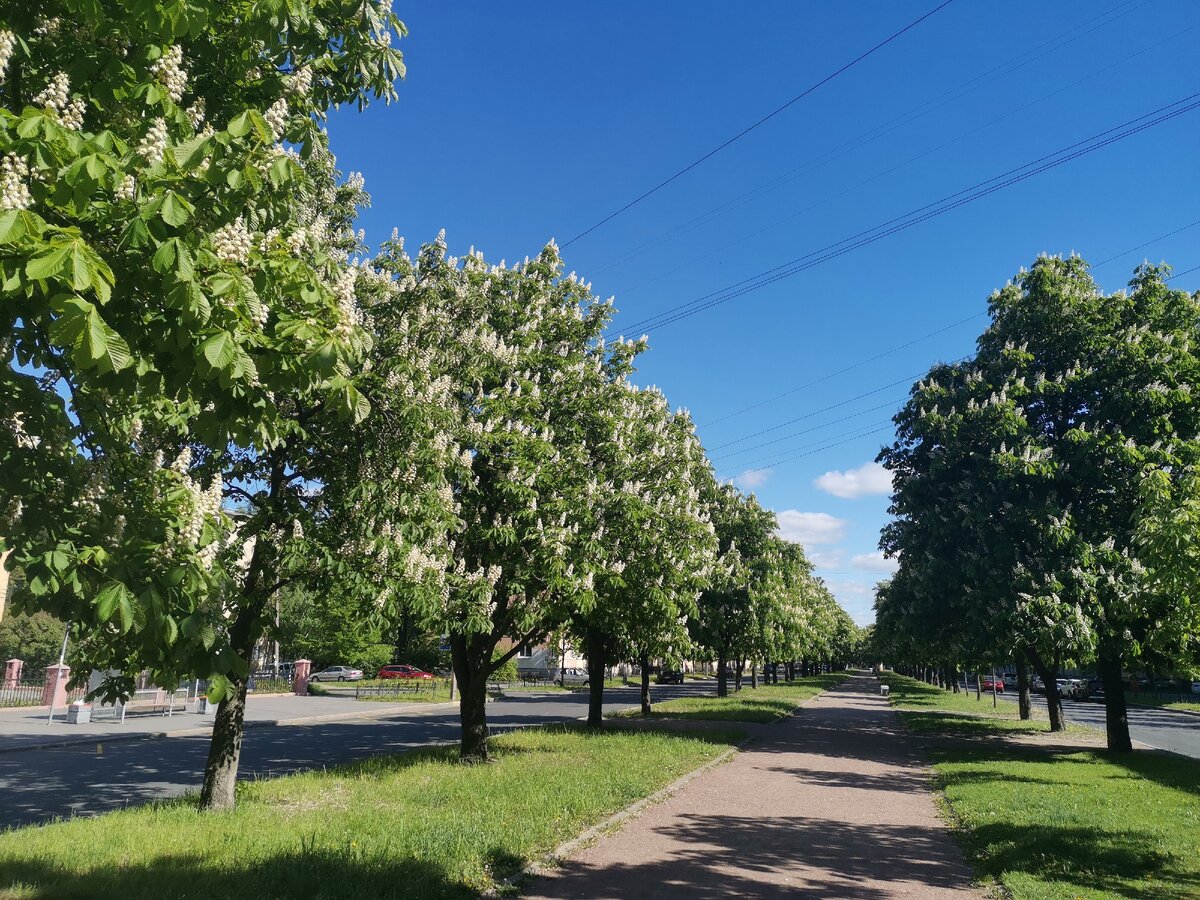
[1102,749,1200,799]
[0,850,473,900]
[958,821,1199,900]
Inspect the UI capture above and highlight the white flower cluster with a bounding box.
[0,30,15,84]
[0,154,31,210]
[115,174,136,202]
[5,411,41,449]
[212,216,253,265]
[186,99,206,129]
[150,45,188,103]
[137,118,169,165]
[346,171,365,192]
[34,71,70,110]
[263,98,288,140]
[287,66,313,97]
[332,267,361,337]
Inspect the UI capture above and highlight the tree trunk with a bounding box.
[717,651,728,697]
[585,628,605,728]
[734,658,745,692]
[750,660,758,689]
[1025,647,1066,732]
[639,653,652,715]
[198,672,248,810]
[1016,656,1032,720]
[975,672,981,700]
[1099,645,1132,752]
[452,634,492,762]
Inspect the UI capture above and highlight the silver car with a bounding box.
[309,666,363,682]
[558,667,589,686]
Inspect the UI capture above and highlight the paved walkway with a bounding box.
[524,673,981,899]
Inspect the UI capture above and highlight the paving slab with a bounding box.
[524,673,982,899]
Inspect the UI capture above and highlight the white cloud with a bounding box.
[806,548,845,570]
[814,461,893,499]
[849,551,899,574]
[734,468,771,490]
[823,578,880,626]
[774,510,847,546]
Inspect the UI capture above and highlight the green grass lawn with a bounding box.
[0,724,740,900]
[1126,695,1200,714]
[613,673,849,723]
[883,672,1200,899]
[880,671,1062,735]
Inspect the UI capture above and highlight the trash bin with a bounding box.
[197,697,215,715]
[67,700,93,724]
[880,684,890,697]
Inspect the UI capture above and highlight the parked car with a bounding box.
[377,664,433,680]
[1192,681,1200,695]
[657,668,685,685]
[1030,676,1045,694]
[558,667,589,686]
[1054,678,1090,700]
[309,666,363,682]
[1002,673,1019,690]
[980,675,1004,693]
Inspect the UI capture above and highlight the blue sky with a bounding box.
[328,1,1200,624]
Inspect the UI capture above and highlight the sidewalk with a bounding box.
[0,693,458,753]
[524,673,981,899]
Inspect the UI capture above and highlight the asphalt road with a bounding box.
[993,692,1200,758]
[0,682,712,829]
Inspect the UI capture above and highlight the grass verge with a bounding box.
[1126,695,1200,714]
[612,673,848,723]
[0,724,741,899]
[883,672,1200,899]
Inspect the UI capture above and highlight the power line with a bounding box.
[707,362,970,453]
[617,93,1200,335]
[591,0,1148,279]
[558,0,959,250]
[610,17,1192,301]
[721,423,898,480]
[714,255,1199,477]
[712,398,906,462]
[698,219,1200,430]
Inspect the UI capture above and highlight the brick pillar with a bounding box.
[42,664,70,708]
[4,659,21,689]
[292,659,312,696]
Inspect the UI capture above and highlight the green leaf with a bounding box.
[199,623,217,650]
[201,332,236,370]
[158,191,193,227]
[0,209,43,244]
[94,582,127,622]
[228,111,253,137]
[48,295,133,373]
[26,244,71,280]
[117,593,134,633]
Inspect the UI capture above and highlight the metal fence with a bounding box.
[0,679,88,709]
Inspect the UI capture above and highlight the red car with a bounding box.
[377,664,434,680]
[980,675,1004,692]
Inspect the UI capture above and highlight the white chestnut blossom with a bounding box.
[0,154,31,210]
[263,98,288,140]
[150,44,188,103]
[115,174,136,202]
[212,216,253,265]
[0,30,16,84]
[33,72,70,112]
[186,98,206,129]
[137,117,169,164]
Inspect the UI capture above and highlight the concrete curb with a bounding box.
[0,699,462,755]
